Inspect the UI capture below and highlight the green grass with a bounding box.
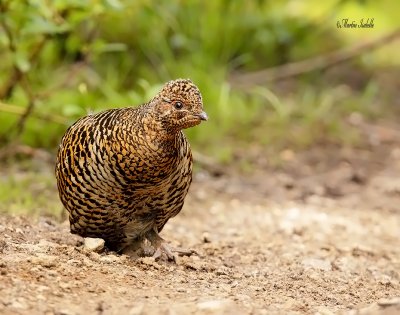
[0,74,388,162]
[0,164,64,218]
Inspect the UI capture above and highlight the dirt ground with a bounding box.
[1,138,400,314]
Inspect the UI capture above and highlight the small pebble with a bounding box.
[202,232,212,243]
[84,238,105,252]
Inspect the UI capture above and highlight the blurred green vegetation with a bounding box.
[0,0,399,161]
[0,0,399,217]
[0,167,63,217]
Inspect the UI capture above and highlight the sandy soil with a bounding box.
[0,144,400,315]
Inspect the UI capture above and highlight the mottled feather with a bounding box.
[55,79,207,254]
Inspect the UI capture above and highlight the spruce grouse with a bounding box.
[55,79,208,260]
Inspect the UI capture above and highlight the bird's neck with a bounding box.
[141,106,179,139]
[140,111,182,153]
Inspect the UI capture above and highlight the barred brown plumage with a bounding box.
[55,79,208,260]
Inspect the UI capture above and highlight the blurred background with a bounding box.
[0,0,399,217]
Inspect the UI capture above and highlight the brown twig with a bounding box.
[0,5,22,99]
[13,77,37,137]
[0,30,49,140]
[0,20,48,99]
[230,28,400,88]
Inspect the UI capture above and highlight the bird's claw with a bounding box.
[152,244,197,262]
[172,248,198,257]
[146,229,195,262]
[152,243,176,262]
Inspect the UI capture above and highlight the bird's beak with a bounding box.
[197,111,208,121]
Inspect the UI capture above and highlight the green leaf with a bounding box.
[92,40,127,54]
[14,52,31,72]
[104,0,123,10]
[22,16,70,35]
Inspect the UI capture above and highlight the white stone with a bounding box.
[84,237,105,252]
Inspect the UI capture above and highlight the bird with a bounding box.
[55,79,208,260]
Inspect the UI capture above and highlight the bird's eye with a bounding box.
[174,101,183,110]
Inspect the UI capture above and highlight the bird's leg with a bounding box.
[145,228,197,262]
[145,228,176,262]
[122,236,145,258]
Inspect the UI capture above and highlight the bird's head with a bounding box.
[150,79,208,132]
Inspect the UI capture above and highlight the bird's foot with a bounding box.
[152,242,197,262]
[171,247,197,257]
[146,228,196,263]
[122,237,145,258]
[153,242,176,262]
